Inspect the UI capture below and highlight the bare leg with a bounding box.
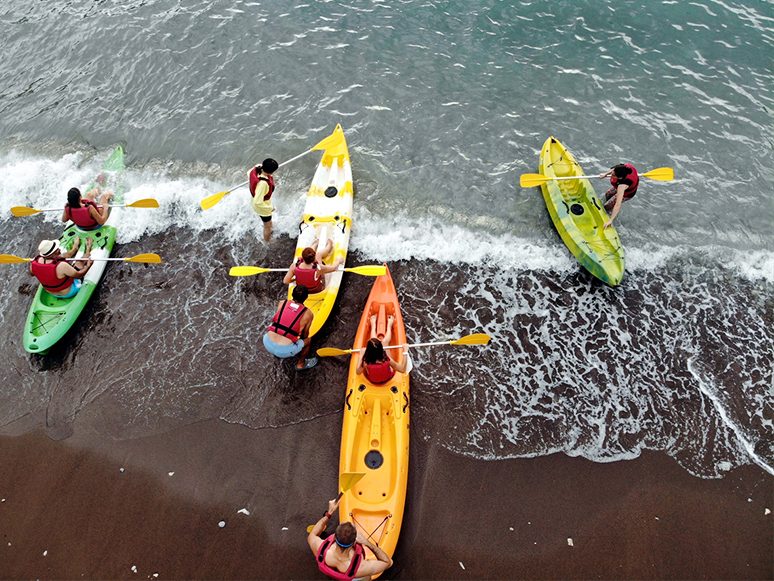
[73,238,93,269]
[296,342,311,370]
[264,219,272,242]
[382,315,395,347]
[369,315,378,340]
[316,238,334,262]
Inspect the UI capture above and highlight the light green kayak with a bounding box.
[538,136,625,286]
[23,147,124,354]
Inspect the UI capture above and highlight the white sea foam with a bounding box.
[0,148,771,283]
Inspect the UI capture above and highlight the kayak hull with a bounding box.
[22,147,124,354]
[538,136,625,285]
[288,125,353,337]
[339,266,409,575]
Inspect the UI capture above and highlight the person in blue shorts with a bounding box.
[263,285,317,370]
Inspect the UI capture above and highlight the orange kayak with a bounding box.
[338,265,409,575]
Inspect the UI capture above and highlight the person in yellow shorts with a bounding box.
[248,158,279,241]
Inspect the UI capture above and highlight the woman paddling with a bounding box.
[62,179,113,231]
[355,315,409,384]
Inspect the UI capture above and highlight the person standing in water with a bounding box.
[598,163,639,229]
[248,158,279,242]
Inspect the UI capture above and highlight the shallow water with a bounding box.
[0,0,771,479]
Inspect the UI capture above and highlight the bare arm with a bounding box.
[604,184,627,229]
[353,533,393,577]
[317,257,344,276]
[283,262,296,285]
[389,345,409,374]
[307,497,341,556]
[356,350,366,375]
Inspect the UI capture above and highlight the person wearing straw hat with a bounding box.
[248,158,279,242]
[308,496,393,581]
[29,238,93,298]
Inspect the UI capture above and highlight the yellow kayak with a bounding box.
[287,124,353,337]
[539,136,625,285]
[339,266,409,577]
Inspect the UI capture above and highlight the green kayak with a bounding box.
[23,147,125,354]
[538,137,625,286]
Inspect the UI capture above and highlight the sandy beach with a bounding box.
[0,413,770,580]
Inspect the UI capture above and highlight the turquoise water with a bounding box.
[0,0,771,478]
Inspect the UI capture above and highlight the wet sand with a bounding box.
[0,416,771,580]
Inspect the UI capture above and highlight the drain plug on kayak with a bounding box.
[365,450,383,470]
[570,203,584,215]
[325,186,338,198]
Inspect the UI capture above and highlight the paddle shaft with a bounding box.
[25,203,151,213]
[224,150,313,194]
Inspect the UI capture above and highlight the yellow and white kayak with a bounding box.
[287,124,353,337]
[339,266,409,576]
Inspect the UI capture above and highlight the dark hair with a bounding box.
[335,522,357,548]
[259,158,279,174]
[291,285,309,303]
[67,187,81,208]
[363,338,386,365]
[611,164,632,179]
[301,247,316,264]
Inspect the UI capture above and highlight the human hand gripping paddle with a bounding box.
[306,472,366,533]
[316,333,492,357]
[229,265,387,277]
[519,167,674,188]
[200,130,346,210]
[10,199,160,217]
[0,253,162,264]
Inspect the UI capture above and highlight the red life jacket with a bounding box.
[65,199,101,229]
[365,354,394,384]
[30,256,73,292]
[294,258,324,293]
[316,537,366,581]
[249,168,275,200]
[267,300,308,342]
[610,164,639,199]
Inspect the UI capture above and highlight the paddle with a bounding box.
[0,253,162,264]
[519,167,674,188]
[200,130,345,210]
[306,472,366,533]
[11,199,160,217]
[317,333,492,357]
[229,265,386,277]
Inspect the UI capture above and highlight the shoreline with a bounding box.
[0,417,771,580]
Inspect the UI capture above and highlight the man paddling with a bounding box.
[248,158,279,242]
[308,497,393,581]
[263,284,317,370]
[30,238,93,299]
[599,163,639,229]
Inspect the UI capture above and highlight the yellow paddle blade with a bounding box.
[10,206,41,217]
[316,347,353,357]
[125,253,162,263]
[0,254,31,264]
[345,265,386,276]
[339,472,366,493]
[519,173,551,188]
[311,130,345,152]
[200,190,229,210]
[127,198,160,208]
[642,167,674,181]
[450,333,491,346]
[229,266,272,276]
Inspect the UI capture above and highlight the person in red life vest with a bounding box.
[248,158,279,242]
[598,163,639,229]
[263,284,318,370]
[61,181,113,231]
[308,496,393,581]
[282,239,344,294]
[355,315,409,384]
[30,238,93,299]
